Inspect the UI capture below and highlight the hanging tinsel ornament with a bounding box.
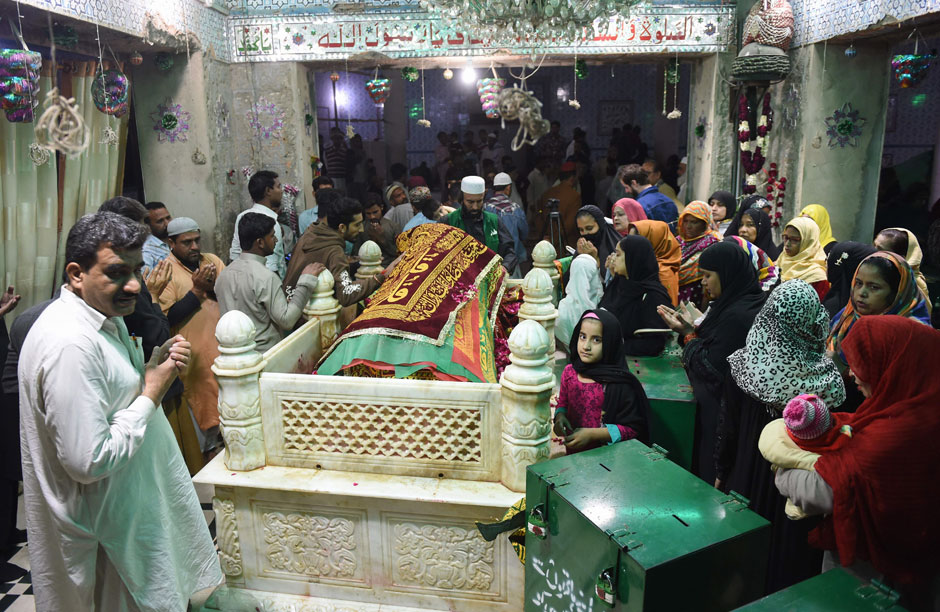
[365,75,390,106]
[401,67,419,82]
[28,141,50,166]
[892,52,935,88]
[129,51,143,66]
[477,77,504,119]
[574,59,588,80]
[329,71,340,83]
[91,68,130,117]
[443,68,454,80]
[52,24,78,49]
[0,49,42,123]
[155,52,174,72]
[99,126,119,147]
[844,44,857,59]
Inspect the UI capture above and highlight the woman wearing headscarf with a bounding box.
[657,241,766,483]
[628,220,680,305]
[611,198,646,235]
[717,280,846,593]
[725,194,768,236]
[727,208,781,260]
[574,205,622,284]
[553,309,651,453]
[708,190,737,237]
[800,204,837,255]
[599,235,672,356]
[723,236,779,291]
[777,217,830,301]
[874,227,932,312]
[677,201,721,307]
[555,254,604,348]
[774,317,940,610]
[821,242,877,318]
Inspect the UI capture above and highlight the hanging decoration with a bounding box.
[824,103,866,148]
[242,166,255,180]
[417,67,431,127]
[892,53,935,88]
[150,97,191,143]
[191,147,207,165]
[764,163,786,228]
[365,68,390,106]
[227,169,237,185]
[695,115,707,149]
[28,141,50,166]
[247,97,285,140]
[568,55,581,109]
[476,76,504,119]
[0,49,42,123]
[91,69,129,117]
[329,71,340,83]
[154,52,174,72]
[844,44,857,59]
[663,58,681,120]
[497,86,550,151]
[442,68,454,80]
[282,183,300,237]
[215,95,230,139]
[343,58,355,139]
[738,91,773,194]
[401,67,419,82]
[574,59,588,80]
[310,155,322,178]
[51,24,78,49]
[35,88,90,157]
[129,51,143,66]
[99,125,119,147]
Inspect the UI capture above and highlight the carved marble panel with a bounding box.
[213,495,243,577]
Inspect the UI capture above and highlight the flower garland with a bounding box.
[738,92,773,194]
[764,163,786,228]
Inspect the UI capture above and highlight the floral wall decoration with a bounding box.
[695,114,707,148]
[151,98,191,143]
[825,103,866,148]
[247,96,285,139]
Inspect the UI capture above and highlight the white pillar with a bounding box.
[213,311,265,471]
[518,267,558,365]
[530,240,560,305]
[355,239,384,280]
[499,320,553,492]
[303,268,342,351]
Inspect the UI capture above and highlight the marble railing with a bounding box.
[212,240,560,492]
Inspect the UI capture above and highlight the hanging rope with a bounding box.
[417,66,430,127]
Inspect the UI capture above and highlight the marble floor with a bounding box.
[1,482,217,612]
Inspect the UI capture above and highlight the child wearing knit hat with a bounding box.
[783,394,832,441]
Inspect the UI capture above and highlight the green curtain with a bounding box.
[0,73,59,311]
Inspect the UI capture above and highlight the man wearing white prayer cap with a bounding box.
[441,175,518,272]
[485,173,528,277]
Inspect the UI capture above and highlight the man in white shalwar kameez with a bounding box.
[18,212,222,611]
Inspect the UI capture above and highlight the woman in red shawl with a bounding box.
[775,316,940,609]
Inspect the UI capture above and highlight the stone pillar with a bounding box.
[518,267,558,364]
[530,240,559,304]
[213,311,266,471]
[686,51,736,203]
[303,268,342,351]
[355,239,384,280]
[499,320,553,492]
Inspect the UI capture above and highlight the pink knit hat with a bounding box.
[783,394,832,440]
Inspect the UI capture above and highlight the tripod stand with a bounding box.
[545,198,568,256]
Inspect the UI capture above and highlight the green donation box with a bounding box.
[524,440,770,611]
[627,339,696,470]
[735,568,909,611]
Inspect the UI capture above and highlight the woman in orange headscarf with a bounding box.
[676,200,720,307]
[629,220,681,305]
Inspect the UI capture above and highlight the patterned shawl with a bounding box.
[677,200,720,287]
[826,251,930,367]
[723,236,779,291]
[777,216,828,283]
[728,280,846,410]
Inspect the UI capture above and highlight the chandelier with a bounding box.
[418,0,641,44]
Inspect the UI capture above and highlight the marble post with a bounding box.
[213,311,266,471]
[518,267,558,364]
[302,268,342,351]
[530,240,559,304]
[355,239,384,280]
[499,320,553,492]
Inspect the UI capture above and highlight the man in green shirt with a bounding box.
[441,175,518,272]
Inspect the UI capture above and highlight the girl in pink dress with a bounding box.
[552,309,651,454]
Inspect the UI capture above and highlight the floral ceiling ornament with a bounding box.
[247,97,285,140]
[824,103,866,148]
[150,97,191,143]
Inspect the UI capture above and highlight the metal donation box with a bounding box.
[627,339,696,470]
[525,440,770,611]
[735,567,909,611]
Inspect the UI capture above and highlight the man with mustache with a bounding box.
[18,211,222,610]
[158,217,226,458]
[441,175,518,273]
